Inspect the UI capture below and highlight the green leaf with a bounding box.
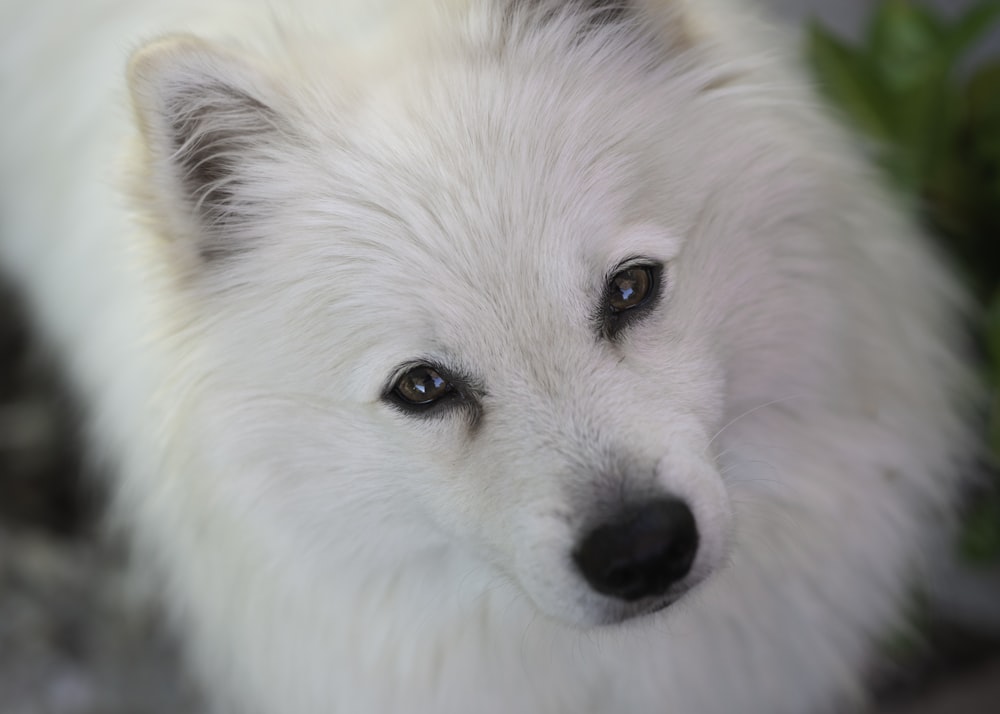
[941,0,1000,67]
[987,292,1000,384]
[962,292,1000,565]
[982,294,1000,464]
[807,22,893,141]
[960,493,1000,564]
[967,61,1000,137]
[867,0,947,93]
[899,66,961,188]
[867,0,947,50]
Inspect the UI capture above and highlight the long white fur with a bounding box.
[0,1,976,712]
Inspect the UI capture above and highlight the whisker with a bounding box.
[707,393,806,451]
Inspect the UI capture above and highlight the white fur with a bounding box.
[0,1,977,712]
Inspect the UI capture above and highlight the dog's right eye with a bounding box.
[391,365,453,407]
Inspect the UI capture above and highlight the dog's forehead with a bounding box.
[334,65,641,267]
[290,43,685,365]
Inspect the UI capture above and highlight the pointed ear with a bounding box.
[127,36,291,261]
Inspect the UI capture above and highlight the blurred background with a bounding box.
[1,1,999,712]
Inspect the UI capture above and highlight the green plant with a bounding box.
[808,0,1000,565]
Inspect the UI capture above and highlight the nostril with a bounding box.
[572,498,699,602]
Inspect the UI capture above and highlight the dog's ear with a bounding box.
[128,36,291,262]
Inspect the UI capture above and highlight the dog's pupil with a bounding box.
[610,268,650,311]
[398,366,449,404]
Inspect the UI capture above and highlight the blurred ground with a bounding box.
[0,285,201,714]
[0,531,201,714]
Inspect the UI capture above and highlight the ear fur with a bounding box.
[128,36,290,262]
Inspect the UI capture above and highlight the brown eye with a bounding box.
[601,262,663,340]
[394,365,452,405]
[608,266,653,312]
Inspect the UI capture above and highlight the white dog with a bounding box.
[0,1,977,712]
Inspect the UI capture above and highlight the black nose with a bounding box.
[572,498,699,601]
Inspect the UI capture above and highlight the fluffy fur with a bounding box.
[0,1,977,712]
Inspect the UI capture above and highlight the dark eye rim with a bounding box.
[600,260,664,339]
[383,361,474,416]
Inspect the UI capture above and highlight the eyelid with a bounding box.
[606,257,647,283]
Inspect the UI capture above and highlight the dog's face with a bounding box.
[128,1,746,626]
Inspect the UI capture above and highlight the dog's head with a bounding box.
[125,0,810,626]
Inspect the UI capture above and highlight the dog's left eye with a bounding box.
[385,363,481,420]
[393,365,453,406]
[603,263,662,338]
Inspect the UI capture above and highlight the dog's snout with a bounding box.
[573,498,698,601]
